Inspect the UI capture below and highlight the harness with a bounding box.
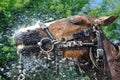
[38,21,109,79]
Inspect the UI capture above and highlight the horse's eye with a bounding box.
[69,20,85,25]
[74,22,82,25]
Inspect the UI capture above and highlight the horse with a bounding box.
[13,15,120,80]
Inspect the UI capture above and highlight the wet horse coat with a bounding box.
[14,15,120,80]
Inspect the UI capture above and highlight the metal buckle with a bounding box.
[84,29,89,36]
[18,74,25,80]
[97,49,104,58]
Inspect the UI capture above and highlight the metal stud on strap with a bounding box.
[18,74,25,80]
[97,49,104,58]
[84,29,89,36]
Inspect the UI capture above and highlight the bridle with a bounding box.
[37,20,110,79]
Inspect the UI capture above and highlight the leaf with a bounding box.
[2,46,10,51]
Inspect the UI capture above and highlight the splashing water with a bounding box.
[0,20,90,80]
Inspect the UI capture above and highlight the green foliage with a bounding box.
[86,0,120,41]
[0,33,17,65]
[0,0,30,10]
[20,0,89,21]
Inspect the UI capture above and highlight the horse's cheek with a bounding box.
[63,50,87,58]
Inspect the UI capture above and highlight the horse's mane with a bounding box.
[114,44,119,52]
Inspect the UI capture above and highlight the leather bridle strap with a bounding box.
[38,21,55,40]
[93,26,112,80]
[103,52,112,80]
[89,47,106,74]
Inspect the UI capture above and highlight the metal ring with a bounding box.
[18,74,25,80]
[38,37,54,53]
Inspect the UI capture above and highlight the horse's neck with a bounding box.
[103,38,119,61]
[102,37,120,80]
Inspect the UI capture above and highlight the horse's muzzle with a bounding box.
[13,29,42,56]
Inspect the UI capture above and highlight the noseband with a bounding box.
[38,21,109,79]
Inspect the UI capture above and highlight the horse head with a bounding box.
[13,14,119,80]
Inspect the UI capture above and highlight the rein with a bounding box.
[37,21,110,79]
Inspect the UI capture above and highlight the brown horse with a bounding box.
[14,15,120,80]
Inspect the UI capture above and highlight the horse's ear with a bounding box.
[94,15,119,26]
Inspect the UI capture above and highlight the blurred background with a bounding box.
[0,0,120,80]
